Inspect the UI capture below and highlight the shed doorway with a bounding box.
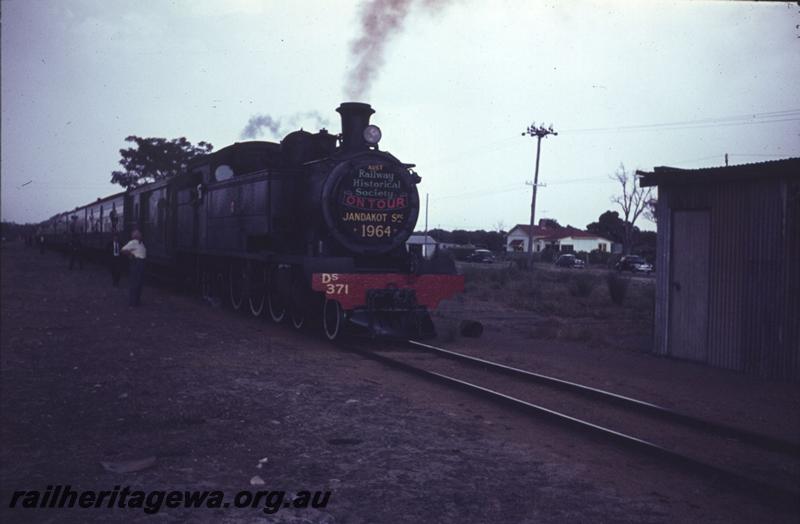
[668,210,711,362]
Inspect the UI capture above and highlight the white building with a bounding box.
[406,234,438,258]
[506,222,611,253]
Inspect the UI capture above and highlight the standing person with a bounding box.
[38,234,45,254]
[108,234,123,287]
[68,234,84,269]
[121,230,147,306]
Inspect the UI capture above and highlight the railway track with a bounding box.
[342,339,800,506]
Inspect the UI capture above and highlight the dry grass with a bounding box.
[459,265,655,351]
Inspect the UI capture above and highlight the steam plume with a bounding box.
[240,111,330,139]
[345,0,452,100]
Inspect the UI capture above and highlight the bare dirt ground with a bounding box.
[438,264,800,442]
[1,242,798,523]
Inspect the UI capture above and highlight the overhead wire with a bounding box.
[433,184,524,201]
[427,108,800,200]
[561,109,800,134]
[29,109,799,213]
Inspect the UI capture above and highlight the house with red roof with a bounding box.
[506,220,611,253]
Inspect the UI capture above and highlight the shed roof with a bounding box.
[407,234,438,245]
[638,157,800,187]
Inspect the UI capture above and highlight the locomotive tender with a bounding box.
[40,103,464,340]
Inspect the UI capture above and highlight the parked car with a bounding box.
[466,249,495,263]
[615,255,653,274]
[554,254,585,269]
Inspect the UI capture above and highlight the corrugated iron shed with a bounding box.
[638,158,800,381]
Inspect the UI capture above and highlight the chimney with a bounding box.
[337,102,375,152]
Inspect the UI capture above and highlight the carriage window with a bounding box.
[110,204,119,232]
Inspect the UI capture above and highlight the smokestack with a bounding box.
[337,102,375,152]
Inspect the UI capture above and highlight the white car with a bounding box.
[615,255,653,274]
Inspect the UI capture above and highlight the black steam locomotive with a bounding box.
[40,103,463,340]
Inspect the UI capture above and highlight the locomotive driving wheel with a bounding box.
[322,299,343,341]
[289,272,308,330]
[215,271,226,307]
[228,260,247,311]
[290,311,305,330]
[201,267,224,306]
[267,266,286,323]
[248,264,267,317]
[200,269,212,301]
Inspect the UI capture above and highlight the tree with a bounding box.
[450,230,472,246]
[609,163,653,254]
[586,210,626,245]
[538,218,561,229]
[111,136,213,188]
[643,196,658,224]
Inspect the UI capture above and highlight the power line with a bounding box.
[434,184,524,201]
[565,109,800,131]
[547,176,613,185]
[434,176,613,200]
[561,109,800,134]
[420,108,800,169]
[564,117,800,134]
[729,153,797,158]
[669,154,731,164]
[423,135,520,166]
[670,151,799,166]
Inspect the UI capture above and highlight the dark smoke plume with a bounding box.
[241,115,281,138]
[240,111,330,139]
[345,0,452,100]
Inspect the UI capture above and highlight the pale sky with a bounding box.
[2,0,799,232]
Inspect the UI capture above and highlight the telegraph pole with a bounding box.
[522,122,557,268]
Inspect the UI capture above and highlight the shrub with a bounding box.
[488,268,511,286]
[587,249,612,266]
[539,247,558,263]
[554,270,570,283]
[607,272,629,305]
[568,273,596,298]
[507,273,541,310]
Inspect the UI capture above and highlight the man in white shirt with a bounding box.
[121,230,147,306]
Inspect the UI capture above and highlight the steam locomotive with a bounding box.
[40,103,463,340]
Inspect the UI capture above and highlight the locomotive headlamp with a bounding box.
[363,125,382,145]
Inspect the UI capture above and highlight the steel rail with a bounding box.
[406,339,800,456]
[343,343,800,506]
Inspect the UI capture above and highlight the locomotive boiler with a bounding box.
[40,103,463,340]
